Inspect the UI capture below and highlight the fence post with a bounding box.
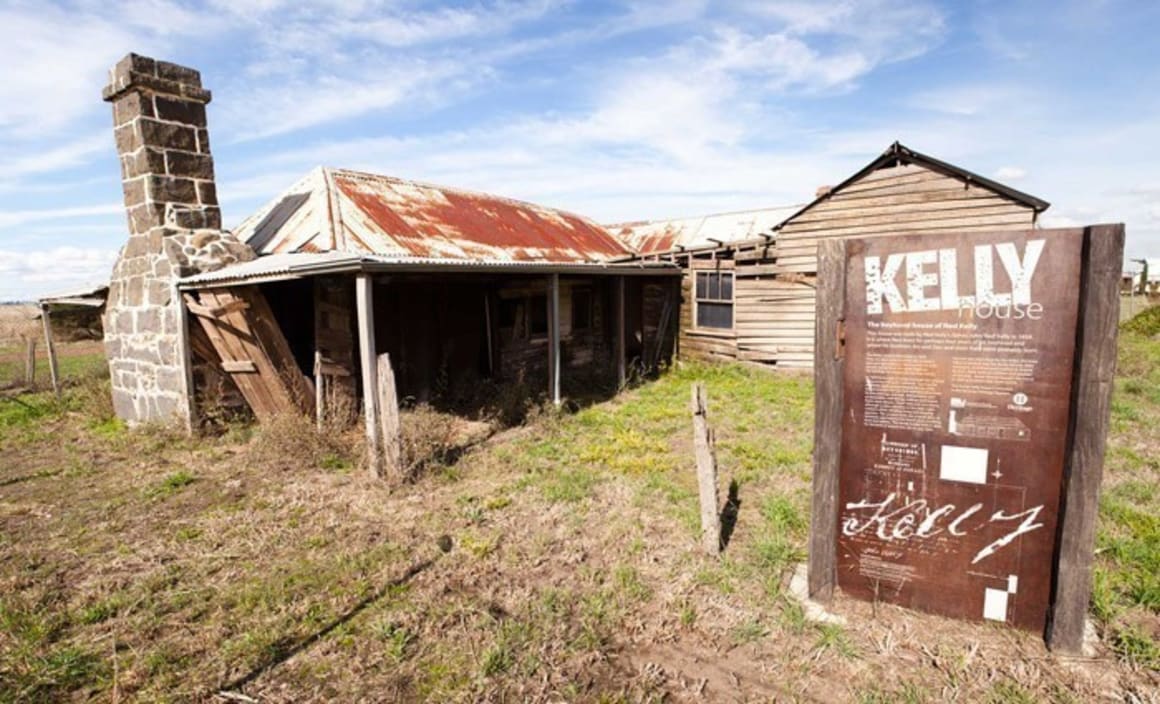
[691,382,721,556]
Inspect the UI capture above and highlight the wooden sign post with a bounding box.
[809,224,1124,653]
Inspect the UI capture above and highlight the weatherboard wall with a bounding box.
[676,162,1040,369]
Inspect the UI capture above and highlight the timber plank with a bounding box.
[808,239,845,601]
[1047,224,1125,653]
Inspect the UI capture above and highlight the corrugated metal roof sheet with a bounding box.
[608,205,802,255]
[233,167,632,263]
[37,282,110,306]
[178,251,679,288]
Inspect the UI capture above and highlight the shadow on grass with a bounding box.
[720,479,741,551]
[217,551,442,696]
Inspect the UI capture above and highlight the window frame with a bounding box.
[693,270,735,331]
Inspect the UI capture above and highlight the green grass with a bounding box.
[1093,324,1160,667]
[1,327,1158,699]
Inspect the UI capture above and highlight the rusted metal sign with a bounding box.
[836,228,1084,631]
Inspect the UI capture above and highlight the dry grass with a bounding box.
[0,349,1157,702]
[0,304,38,342]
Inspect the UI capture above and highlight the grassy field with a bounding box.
[0,304,106,390]
[0,321,1157,701]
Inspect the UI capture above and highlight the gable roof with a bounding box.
[772,142,1049,233]
[233,167,632,263]
[608,205,803,256]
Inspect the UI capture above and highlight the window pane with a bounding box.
[720,273,733,300]
[697,302,733,329]
[708,272,720,299]
[695,272,707,298]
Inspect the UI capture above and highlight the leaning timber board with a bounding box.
[188,286,314,421]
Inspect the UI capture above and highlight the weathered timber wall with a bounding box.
[675,162,1039,369]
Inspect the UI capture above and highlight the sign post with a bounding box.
[809,225,1124,652]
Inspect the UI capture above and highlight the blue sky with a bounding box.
[1,0,1158,300]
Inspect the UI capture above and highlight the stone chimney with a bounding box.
[102,54,253,426]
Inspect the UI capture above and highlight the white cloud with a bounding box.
[225,60,477,141]
[0,246,117,300]
[994,166,1026,181]
[0,204,123,230]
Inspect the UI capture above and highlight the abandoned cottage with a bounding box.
[94,53,1052,442]
[99,54,679,443]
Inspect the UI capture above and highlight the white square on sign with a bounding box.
[984,588,1009,621]
[939,445,989,485]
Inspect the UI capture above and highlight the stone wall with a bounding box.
[102,54,253,426]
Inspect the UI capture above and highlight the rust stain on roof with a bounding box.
[234,167,631,263]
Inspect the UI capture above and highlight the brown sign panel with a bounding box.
[837,228,1084,631]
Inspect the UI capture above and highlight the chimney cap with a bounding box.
[102,53,211,104]
[815,185,833,198]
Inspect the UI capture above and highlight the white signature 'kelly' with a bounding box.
[865,239,1045,315]
[841,492,1044,564]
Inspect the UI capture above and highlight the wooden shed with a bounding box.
[618,143,1050,369]
[177,168,681,431]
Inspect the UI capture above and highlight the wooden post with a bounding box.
[691,382,721,556]
[356,274,383,478]
[808,239,846,602]
[483,293,494,376]
[314,350,325,430]
[548,273,561,405]
[616,276,626,388]
[377,353,402,481]
[172,283,195,432]
[24,338,36,386]
[1047,224,1125,653]
[41,305,60,397]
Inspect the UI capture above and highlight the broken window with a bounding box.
[695,271,733,329]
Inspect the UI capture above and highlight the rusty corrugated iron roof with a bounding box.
[608,205,803,256]
[233,167,632,263]
[177,251,679,289]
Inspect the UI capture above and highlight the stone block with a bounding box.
[155,61,201,87]
[122,235,149,259]
[155,393,189,423]
[196,128,210,154]
[165,205,206,229]
[111,54,156,84]
[146,175,198,205]
[113,90,154,126]
[147,279,171,306]
[125,276,145,306]
[202,206,222,230]
[154,95,206,126]
[111,387,139,423]
[114,123,142,154]
[121,177,146,209]
[165,151,213,180]
[137,308,162,333]
[128,202,165,235]
[196,180,217,206]
[157,337,179,365]
[114,309,135,334]
[122,256,148,277]
[157,367,186,393]
[123,148,167,180]
[138,119,197,152]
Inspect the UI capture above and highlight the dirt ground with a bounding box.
[1,346,1158,702]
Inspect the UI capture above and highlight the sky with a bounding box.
[1,0,1158,300]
